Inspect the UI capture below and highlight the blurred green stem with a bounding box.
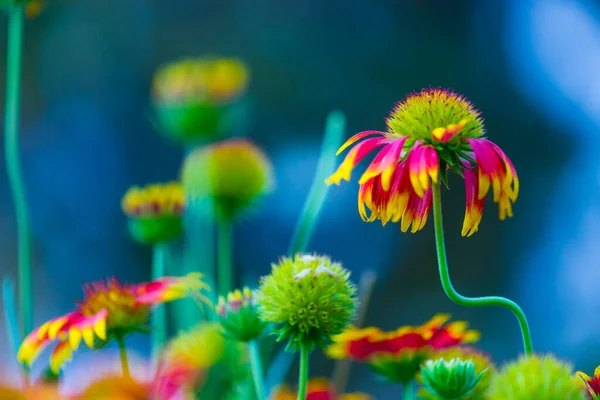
[249,340,266,400]
[4,5,32,340]
[151,244,167,362]
[431,182,533,355]
[117,335,131,378]
[403,380,414,400]
[297,346,310,400]
[288,110,345,255]
[217,218,233,296]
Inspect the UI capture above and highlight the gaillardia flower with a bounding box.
[419,347,496,400]
[488,354,584,400]
[121,182,185,244]
[181,138,274,220]
[326,88,518,236]
[216,287,266,342]
[152,57,249,143]
[270,378,373,400]
[18,273,209,373]
[326,314,479,383]
[576,366,600,399]
[255,253,357,351]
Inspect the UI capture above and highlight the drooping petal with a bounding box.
[335,130,387,155]
[49,340,74,374]
[17,329,52,367]
[461,166,485,237]
[325,137,390,185]
[358,137,406,188]
[134,273,210,305]
[408,143,439,198]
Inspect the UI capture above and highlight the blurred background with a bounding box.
[0,0,598,397]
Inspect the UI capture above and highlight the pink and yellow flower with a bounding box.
[326,314,479,383]
[17,273,209,373]
[326,88,518,236]
[577,366,600,399]
[269,377,373,400]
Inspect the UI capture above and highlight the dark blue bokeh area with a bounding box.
[1,0,599,395]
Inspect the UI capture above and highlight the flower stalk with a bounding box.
[403,380,415,400]
[297,346,310,400]
[4,4,32,340]
[116,335,130,378]
[249,340,266,400]
[217,218,233,296]
[431,182,533,355]
[152,244,167,361]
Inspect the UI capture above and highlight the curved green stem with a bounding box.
[4,5,32,339]
[403,380,415,400]
[249,340,266,400]
[117,335,131,378]
[297,346,310,400]
[217,218,233,296]
[151,244,167,362]
[431,182,533,355]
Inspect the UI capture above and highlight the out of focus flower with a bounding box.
[269,377,372,400]
[576,366,600,399]
[326,314,479,383]
[154,322,225,399]
[18,273,209,373]
[326,88,518,236]
[152,57,249,143]
[74,376,148,400]
[256,253,357,351]
[24,0,44,17]
[420,358,487,400]
[121,182,185,244]
[217,287,266,342]
[488,355,584,400]
[419,347,495,400]
[0,383,60,400]
[181,138,274,220]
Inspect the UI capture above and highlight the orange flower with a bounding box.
[269,378,373,400]
[17,273,209,373]
[326,314,479,383]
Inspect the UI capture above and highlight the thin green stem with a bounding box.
[297,346,310,400]
[403,380,415,400]
[151,244,167,362]
[116,335,131,378]
[431,182,533,355]
[217,218,233,296]
[248,340,266,400]
[4,5,32,339]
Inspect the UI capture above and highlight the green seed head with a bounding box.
[488,354,585,400]
[420,358,486,400]
[216,288,267,342]
[255,254,358,351]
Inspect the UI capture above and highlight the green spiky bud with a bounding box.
[216,288,267,342]
[419,347,495,400]
[181,139,274,221]
[488,354,585,400]
[420,358,486,400]
[255,254,358,351]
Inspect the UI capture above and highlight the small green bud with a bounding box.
[488,354,585,400]
[216,288,267,342]
[255,253,358,351]
[420,358,486,400]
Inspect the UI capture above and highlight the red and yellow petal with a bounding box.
[134,272,209,305]
[407,143,439,198]
[462,166,485,237]
[326,136,390,185]
[358,137,406,188]
[49,340,73,374]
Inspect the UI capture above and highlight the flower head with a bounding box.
[576,366,600,399]
[256,253,358,351]
[326,88,518,236]
[76,376,149,400]
[270,377,373,400]
[216,287,267,342]
[326,314,479,383]
[152,57,249,143]
[488,354,585,400]
[0,383,60,400]
[420,358,487,400]
[121,182,185,244]
[419,346,495,400]
[154,322,225,399]
[17,273,209,373]
[181,138,274,220]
